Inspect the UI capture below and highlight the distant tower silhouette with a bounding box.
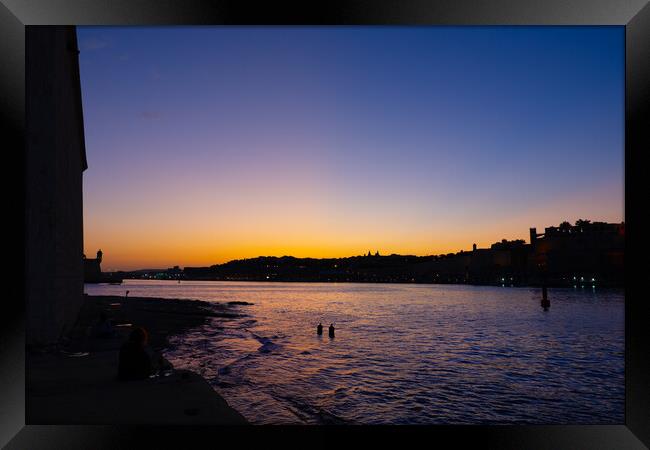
[529,228,537,248]
[472,243,477,251]
[96,249,103,264]
[367,251,372,257]
[375,250,380,257]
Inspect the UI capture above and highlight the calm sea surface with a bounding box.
[85,280,624,424]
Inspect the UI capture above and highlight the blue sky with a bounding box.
[77,26,624,270]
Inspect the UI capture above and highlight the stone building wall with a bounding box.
[26,26,87,346]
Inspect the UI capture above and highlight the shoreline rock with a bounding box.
[27,295,248,425]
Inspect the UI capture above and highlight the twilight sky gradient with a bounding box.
[77,26,624,271]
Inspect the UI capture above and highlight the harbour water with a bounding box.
[85,280,624,424]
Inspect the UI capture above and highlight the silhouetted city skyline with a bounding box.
[96,219,624,287]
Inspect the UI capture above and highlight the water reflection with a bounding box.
[86,281,625,425]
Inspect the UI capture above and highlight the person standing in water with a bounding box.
[541,284,550,311]
[328,323,335,338]
[316,323,323,335]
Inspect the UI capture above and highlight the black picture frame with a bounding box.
[1,0,648,448]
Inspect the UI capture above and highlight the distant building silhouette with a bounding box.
[529,220,624,284]
[84,249,123,283]
[84,249,103,282]
[530,228,538,248]
[126,220,624,287]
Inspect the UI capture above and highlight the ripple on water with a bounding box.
[89,281,626,425]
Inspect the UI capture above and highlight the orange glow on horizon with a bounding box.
[85,174,623,271]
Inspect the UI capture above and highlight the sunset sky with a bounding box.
[77,26,624,271]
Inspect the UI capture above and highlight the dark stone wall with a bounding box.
[26,26,87,346]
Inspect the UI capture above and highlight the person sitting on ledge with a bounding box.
[118,327,153,381]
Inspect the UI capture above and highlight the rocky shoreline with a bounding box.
[27,294,248,425]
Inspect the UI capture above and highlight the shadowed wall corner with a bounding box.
[26,25,87,347]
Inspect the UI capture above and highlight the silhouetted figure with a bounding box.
[118,327,153,381]
[125,290,130,299]
[328,323,335,338]
[541,285,550,311]
[92,311,115,338]
[317,323,323,335]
